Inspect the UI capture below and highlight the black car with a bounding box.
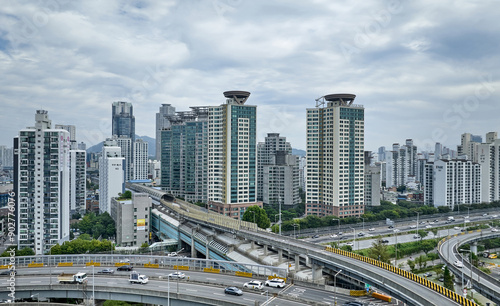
[312,234,320,238]
[117,265,133,271]
[0,270,16,276]
[224,286,243,296]
[381,239,389,243]
[388,225,394,229]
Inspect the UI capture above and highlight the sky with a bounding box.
[1,0,499,152]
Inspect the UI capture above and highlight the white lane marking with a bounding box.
[243,298,254,301]
[186,289,197,292]
[30,281,42,283]
[213,293,224,296]
[233,281,241,284]
[206,277,217,280]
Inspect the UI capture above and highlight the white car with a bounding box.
[393,229,400,232]
[454,227,461,230]
[168,272,186,279]
[410,225,417,229]
[265,278,286,288]
[244,280,263,289]
[346,242,354,246]
[425,225,432,229]
[492,228,498,232]
[330,234,338,238]
[454,260,463,268]
[464,220,470,223]
[368,228,375,231]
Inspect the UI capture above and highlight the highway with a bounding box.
[1,267,386,305]
[439,230,500,304]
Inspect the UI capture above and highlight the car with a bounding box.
[243,280,263,289]
[338,232,343,235]
[464,216,469,219]
[492,228,499,232]
[393,229,400,232]
[454,260,463,268]
[483,213,489,217]
[0,270,16,276]
[423,272,432,277]
[265,278,286,288]
[357,232,365,237]
[368,228,375,231]
[492,215,498,218]
[388,225,394,229]
[346,242,354,246]
[410,225,417,229]
[117,265,133,271]
[312,234,320,239]
[381,239,389,243]
[429,222,434,225]
[454,227,461,230]
[464,220,470,223]
[434,219,440,222]
[224,286,243,296]
[413,234,421,239]
[439,277,444,282]
[168,272,186,279]
[97,268,114,274]
[425,225,432,228]
[420,221,426,224]
[489,254,498,259]
[330,234,338,238]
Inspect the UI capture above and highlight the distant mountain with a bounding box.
[292,148,306,157]
[87,135,156,157]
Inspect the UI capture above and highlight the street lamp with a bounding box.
[292,224,300,239]
[275,213,282,235]
[350,227,356,251]
[31,293,39,306]
[92,264,95,306]
[334,269,342,306]
[251,211,256,224]
[458,249,473,297]
[337,218,341,234]
[416,211,420,239]
[394,229,398,267]
[359,217,365,233]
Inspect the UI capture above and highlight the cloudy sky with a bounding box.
[1,0,499,152]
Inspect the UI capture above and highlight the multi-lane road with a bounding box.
[2,267,392,305]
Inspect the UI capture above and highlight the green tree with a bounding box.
[367,239,391,263]
[242,205,271,229]
[407,259,416,273]
[103,301,131,306]
[443,266,454,291]
[420,240,435,254]
[416,255,428,269]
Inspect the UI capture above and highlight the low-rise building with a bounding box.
[111,192,151,247]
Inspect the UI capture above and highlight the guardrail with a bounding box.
[325,246,476,306]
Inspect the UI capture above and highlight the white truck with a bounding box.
[129,271,148,284]
[448,216,455,221]
[58,272,88,284]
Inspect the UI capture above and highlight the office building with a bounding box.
[69,149,86,214]
[257,133,297,205]
[111,192,151,247]
[99,139,125,214]
[161,107,209,203]
[112,102,135,181]
[156,104,176,160]
[424,159,481,209]
[0,146,13,169]
[207,91,261,218]
[14,110,71,255]
[305,94,364,217]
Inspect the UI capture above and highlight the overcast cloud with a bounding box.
[1,0,499,152]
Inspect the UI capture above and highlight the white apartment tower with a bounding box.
[155,104,176,160]
[114,136,132,181]
[133,139,149,180]
[99,139,125,214]
[14,110,71,255]
[306,94,364,217]
[69,149,86,213]
[207,91,261,218]
[424,159,481,209]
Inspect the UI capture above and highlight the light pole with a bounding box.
[350,227,356,251]
[359,217,365,233]
[334,269,342,305]
[251,211,256,224]
[394,229,398,267]
[31,293,39,306]
[416,212,420,239]
[275,213,282,235]
[292,224,299,239]
[92,264,95,306]
[459,249,472,296]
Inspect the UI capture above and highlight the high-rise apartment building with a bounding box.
[364,151,381,206]
[156,104,176,160]
[114,135,132,181]
[161,107,208,203]
[112,102,135,181]
[14,110,71,255]
[55,124,76,141]
[69,149,86,213]
[385,140,417,187]
[424,159,481,209]
[99,139,124,214]
[207,91,261,218]
[133,139,149,180]
[305,94,364,217]
[258,133,300,207]
[0,146,14,169]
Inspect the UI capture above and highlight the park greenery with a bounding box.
[242,205,271,229]
[49,235,114,255]
[72,211,116,239]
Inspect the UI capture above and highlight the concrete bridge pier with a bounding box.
[471,242,478,255]
[191,228,197,258]
[206,235,213,259]
[295,254,300,271]
[263,244,268,256]
[278,249,283,262]
[312,264,324,282]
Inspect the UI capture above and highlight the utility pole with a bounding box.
[279,198,282,236]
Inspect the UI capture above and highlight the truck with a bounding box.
[58,272,88,284]
[129,271,148,284]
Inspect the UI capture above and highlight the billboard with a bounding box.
[137,219,146,231]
